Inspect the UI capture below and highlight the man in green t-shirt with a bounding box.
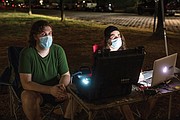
[19,20,70,120]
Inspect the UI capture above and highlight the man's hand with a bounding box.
[49,84,68,102]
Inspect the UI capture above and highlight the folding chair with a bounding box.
[0,46,64,120]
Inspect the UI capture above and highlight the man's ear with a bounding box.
[33,34,38,41]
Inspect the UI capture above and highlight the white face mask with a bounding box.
[110,38,122,51]
[39,36,53,49]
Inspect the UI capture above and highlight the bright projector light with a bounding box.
[82,78,89,85]
[81,77,91,86]
[77,75,91,86]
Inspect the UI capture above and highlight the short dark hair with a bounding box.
[28,20,52,47]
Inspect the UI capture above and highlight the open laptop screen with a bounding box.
[138,53,178,87]
[151,53,177,87]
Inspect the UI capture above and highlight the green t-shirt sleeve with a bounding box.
[19,47,32,74]
[57,45,69,75]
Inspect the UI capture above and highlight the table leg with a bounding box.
[71,97,74,120]
[168,95,172,120]
[89,111,92,120]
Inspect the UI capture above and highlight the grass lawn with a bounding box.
[0,10,180,120]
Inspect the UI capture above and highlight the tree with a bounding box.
[153,0,168,55]
[28,0,32,15]
[59,0,65,21]
[153,0,165,39]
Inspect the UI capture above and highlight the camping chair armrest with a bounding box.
[0,67,12,86]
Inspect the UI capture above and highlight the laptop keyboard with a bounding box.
[143,70,153,80]
[138,70,153,87]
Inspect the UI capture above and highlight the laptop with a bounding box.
[138,53,178,87]
[73,46,145,102]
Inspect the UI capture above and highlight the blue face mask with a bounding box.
[110,38,122,51]
[39,36,53,49]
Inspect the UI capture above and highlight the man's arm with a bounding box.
[20,73,68,100]
[59,71,71,87]
[20,73,52,94]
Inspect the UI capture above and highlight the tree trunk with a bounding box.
[60,0,65,21]
[28,0,32,15]
[13,0,16,12]
[154,0,169,55]
[153,0,164,38]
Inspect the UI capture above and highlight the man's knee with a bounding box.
[21,90,42,105]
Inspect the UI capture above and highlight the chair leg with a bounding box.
[42,104,64,120]
[59,105,64,116]
[9,87,20,120]
[10,88,18,120]
[12,95,18,120]
[132,105,141,118]
[9,86,13,117]
[42,106,56,120]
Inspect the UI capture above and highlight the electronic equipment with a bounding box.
[73,46,145,103]
[138,53,178,87]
